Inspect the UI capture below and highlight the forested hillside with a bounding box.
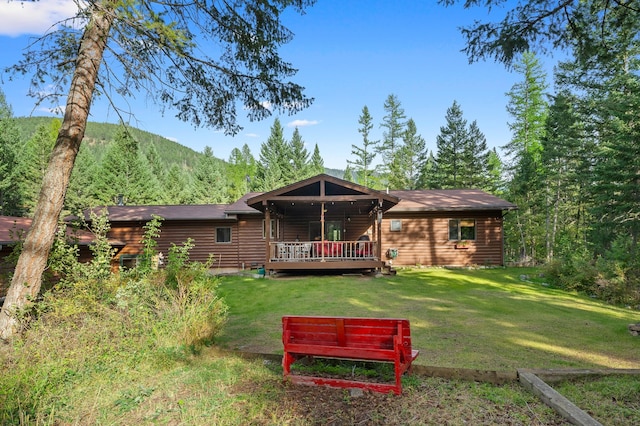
[14,117,205,170]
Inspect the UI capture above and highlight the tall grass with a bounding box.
[0,237,227,424]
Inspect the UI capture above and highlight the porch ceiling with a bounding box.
[266,198,380,217]
[246,174,399,216]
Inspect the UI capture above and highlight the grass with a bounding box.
[217,267,640,371]
[2,266,639,424]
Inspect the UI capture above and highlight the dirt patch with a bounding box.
[276,381,571,425]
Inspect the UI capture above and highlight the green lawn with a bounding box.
[217,267,640,371]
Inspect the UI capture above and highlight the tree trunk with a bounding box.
[0,4,114,340]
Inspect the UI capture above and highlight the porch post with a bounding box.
[377,198,383,264]
[264,201,271,265]
[320,202,325,261]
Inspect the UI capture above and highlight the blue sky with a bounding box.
[0,1,552,169]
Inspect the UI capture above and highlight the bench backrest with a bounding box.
[282,315,413,360]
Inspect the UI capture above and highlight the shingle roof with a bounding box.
[0,215,123,246]
[388,189,517,212]
[88,204,235,222]
[225,193,263,214]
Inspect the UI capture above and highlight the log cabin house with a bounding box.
[96,174,517,274]
[0,174,517,283]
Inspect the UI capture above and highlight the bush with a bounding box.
[544,249,640,308]
[0,232,228,423]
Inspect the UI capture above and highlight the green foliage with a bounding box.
[377,94,407,185]
[190,146,228,204]
[0,89,23,216]
[349,105,378,187]
[92,127,162,205]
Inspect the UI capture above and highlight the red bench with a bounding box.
[282,315,419,395]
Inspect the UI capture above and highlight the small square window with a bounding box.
[216,227,232,243]
[448,219,476,241]
[390,219,402,232]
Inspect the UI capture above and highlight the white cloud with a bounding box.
[287,119,319,128]
[0,0,80,37]
[164,136,179,143]
[245,133,259,138]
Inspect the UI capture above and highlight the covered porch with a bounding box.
[246,174,399,273]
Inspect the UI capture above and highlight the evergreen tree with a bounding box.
[255,118,289,191]
[342,165,354,183]
[92,127,161,205]
[503,52,549,264]
[1,0,315,338]
[377,94,406,182]
[16,121,59,214]
[485,148,504,195]
[504,51,548,176]
[540,91,589,260]
[227,144,256,199]
[191,146,228,204]
[434,101,468,189]
[393,118,427,190]
[65,145,99,216]
[288,127,311,181]
[348,105,377,187]
[0,90,22,216]
[164,164,193,204]
[417,150,437,189]
[309,144,325,176]
[461,120,491,189]
[145,142,166,185]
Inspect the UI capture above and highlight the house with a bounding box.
[97,174,517,273]
[0,215,124,296]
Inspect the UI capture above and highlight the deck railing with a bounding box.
[269,240,377,262]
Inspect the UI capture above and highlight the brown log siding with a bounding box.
[380,211,504,267]
[281,214,373,242]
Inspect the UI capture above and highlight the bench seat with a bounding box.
[282,315,419,395]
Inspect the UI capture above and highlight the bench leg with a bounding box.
[282,351,295,376]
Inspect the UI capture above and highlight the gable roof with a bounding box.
[246,174,400,213]
[388,189,517,212]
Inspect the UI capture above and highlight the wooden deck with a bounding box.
[266,240,385,271]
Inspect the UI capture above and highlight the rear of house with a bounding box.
[100,176,516,273]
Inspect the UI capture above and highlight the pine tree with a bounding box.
[348,105,377,187]
[65,146,99,216]
[504,51,548,175]
[342,165,354,182]
[309,144,325,176]
[191,146,228,203]
[503,52,549,264]
[145,142,166,185]
[164,164,193,204]
[540,91,589,259]
[16,121,59,214]
[288,127,311,181]
[461,120,491,189]
[417,151,437,189]
[434,101,468,189]
[393,118,426,190]
[0,90,22,216]
[256,118,289,191]
[92,127,161,205]
[377,94,406,183]
[228,144,256,199]
[485,148,504,195]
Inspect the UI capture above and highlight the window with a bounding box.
[262,219,278,239]
[216,227,232,243]
[448,219,476,241]
[390,219,402,232]
[309,221,342,241]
